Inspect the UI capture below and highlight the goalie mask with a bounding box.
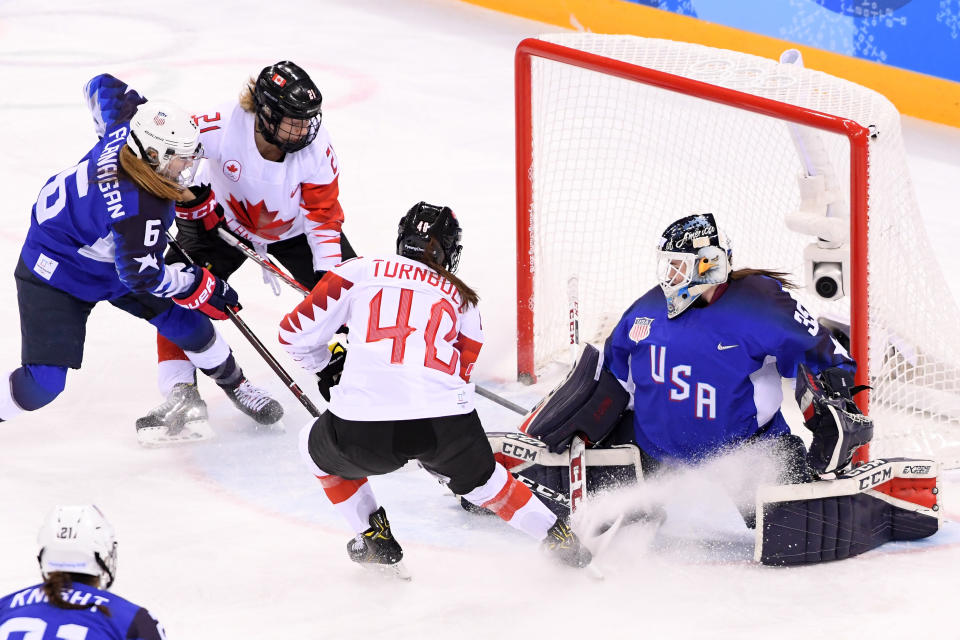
[397,202,463,273]
[657,213,732,318]
[254,61,322,153]
[37,505,118,589]
[127,101,202,187]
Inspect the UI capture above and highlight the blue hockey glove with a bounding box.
[174,265,240,321]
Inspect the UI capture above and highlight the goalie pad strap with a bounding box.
[756,458,941,565]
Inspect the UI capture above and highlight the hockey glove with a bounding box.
[173,265,240,321]
[175,183,224,240]
[795,363,873,475]
[316,341,347,402]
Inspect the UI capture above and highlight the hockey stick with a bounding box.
[567,275,587,514]
[166,233,322,418]
[217,227,531,416]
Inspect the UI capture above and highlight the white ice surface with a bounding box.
[0,1,958,638]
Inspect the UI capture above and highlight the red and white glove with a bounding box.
[175,183,223,232]
[173,265,240,321]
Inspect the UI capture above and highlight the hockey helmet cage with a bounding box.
[656,213,732,318]
[37,505,118,589]
[254,61,322,153]
[127,101,202,187]
[397,202,463,273]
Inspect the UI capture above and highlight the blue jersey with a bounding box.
[19,75,189,303]
[603,274,854,463]
[0,582,164,640]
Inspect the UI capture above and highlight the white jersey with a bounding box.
[192,103,346,271]
[279,255,484,421]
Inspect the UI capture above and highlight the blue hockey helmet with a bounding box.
[656,213,732,318]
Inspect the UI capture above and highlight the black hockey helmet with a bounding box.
[397,202,463,273]
[254,61,322,153]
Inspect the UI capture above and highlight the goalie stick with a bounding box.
[167,233,322,418]
[566,275,587,515]
[216,227,530,415]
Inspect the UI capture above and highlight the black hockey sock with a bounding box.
[199,354,243,389]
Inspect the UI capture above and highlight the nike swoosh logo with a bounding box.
[717,343,739,350]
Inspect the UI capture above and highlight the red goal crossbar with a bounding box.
[514,38,872,442]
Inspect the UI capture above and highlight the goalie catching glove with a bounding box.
[795,363,873,474]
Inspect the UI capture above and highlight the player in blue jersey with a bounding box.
[0,505,166,639]
[0,74,282,445]
[496,213,873,526]
[485,214,942,566]
[602,212,859,476]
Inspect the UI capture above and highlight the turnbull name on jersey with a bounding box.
[372,258,462,305]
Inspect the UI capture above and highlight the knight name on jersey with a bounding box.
[8,587,110,610]
[648,344,717,419]
[372,258,461,306]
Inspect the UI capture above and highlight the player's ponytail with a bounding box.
[41,572,112,617]
[421,237,479,312]
[118,146,187,202]
[729,268,796,289]
[239,76,257,114]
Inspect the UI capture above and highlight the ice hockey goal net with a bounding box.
[515,34,960,467]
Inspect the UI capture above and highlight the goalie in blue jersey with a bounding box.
[0,505,166,639]
[0,74,282,444]
[488,213,940,564]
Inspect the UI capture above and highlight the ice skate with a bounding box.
[222,378,285,430]
[542,519,593,570]
[136,383,214,446]
[347,507,411,580]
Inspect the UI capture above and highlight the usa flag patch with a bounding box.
[629,317,653,342]
[154,112,166,126]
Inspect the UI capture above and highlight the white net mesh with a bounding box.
[523,34,960,467]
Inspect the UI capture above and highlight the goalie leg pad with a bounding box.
[756,458,941,565]
[520,344,630,453]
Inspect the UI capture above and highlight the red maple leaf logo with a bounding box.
[227,163,239,173]
[227,194,294,241]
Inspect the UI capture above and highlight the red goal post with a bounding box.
[514,35,960,467]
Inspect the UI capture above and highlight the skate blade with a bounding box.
[137,420,215,447]
[359,560,412,581]
[253,418,286,434]
[587,513,626,558]
[585,562,605,581]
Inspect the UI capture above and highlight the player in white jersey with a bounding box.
[280,202,592,574]
[138,61,355,435]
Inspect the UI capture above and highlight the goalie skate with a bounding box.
[136,383,214,446]
[223,379,285,430]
